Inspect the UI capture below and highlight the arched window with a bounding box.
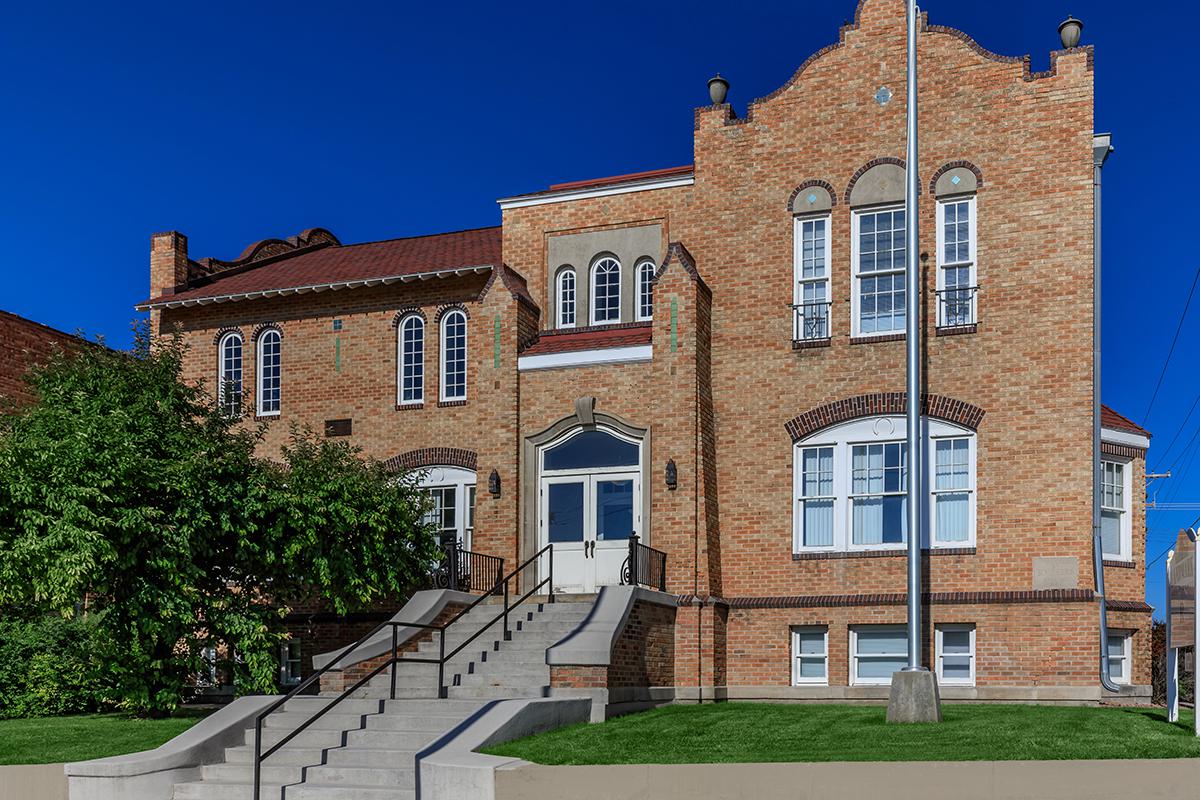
[440,309,467,402]
[256,328,281,416]
[557,268,577,329]
[217,331,243,417]
[635,260,655,321]
[590,256,621,325]
[397,315,425,405]
[794,416,975,553]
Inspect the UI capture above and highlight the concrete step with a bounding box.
[453,669,549,687]
[201,762,306,785]
[323,747,421,769]
[246,727,346,749]
[224,744,327,766]
[345,686,439,700]
[304,765,415,788]
[446,685,546,700]
[287,785,414,800]
[344,729,441,750]
[285,698,384,716]
[264,711,375,731]
[363,713,474,732]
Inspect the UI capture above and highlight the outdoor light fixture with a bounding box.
[488,469,501,497]
[708,74,729,105]
[665,459,678,490]
[1058,16,1082,49]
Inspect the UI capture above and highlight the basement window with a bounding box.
[791,627,828,685]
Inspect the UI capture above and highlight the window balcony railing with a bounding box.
[791,301,833,344]
[936,286,978,329]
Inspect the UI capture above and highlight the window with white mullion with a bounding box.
[852,207,907,336]
[791,627,829,685]
[932,437,972,544]
[852,626,908,685]
[590,256,621,325]
[397,315,425,405]
[797,446,835,549]
[1106,631,1130,684]
[256,329,281,416]
[1100,459,1130,560]
[793,216,831,340]
[636,260,655,322]
[936,625,975,685]
[936,198,977,327]
[850,442,907,547]
[440,310,467,402]
[557,268,577,329]
[218,332,243,418]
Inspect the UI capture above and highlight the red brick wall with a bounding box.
[549,599,677,690]
[0,310,87,408]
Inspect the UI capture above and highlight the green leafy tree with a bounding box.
[0,323,437,716]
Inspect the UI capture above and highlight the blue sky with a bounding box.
[1,1,1194,609]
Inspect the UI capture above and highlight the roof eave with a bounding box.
[497,173,695,210]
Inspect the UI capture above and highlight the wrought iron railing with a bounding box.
[791,301,832,343]
[432,541,505,594]
[936,286,978,328]
[621,534,667,592]
[252,544,554,799]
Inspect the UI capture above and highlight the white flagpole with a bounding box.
[903,0,924,672]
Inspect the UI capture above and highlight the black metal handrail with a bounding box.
[432,541,505,594]
[621,534,667,592]
[936,286,978,328]
[790,301,832,343]
[252,543,554,799]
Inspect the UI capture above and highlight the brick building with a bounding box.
[0,309,90,409]
[139,0,1151,702]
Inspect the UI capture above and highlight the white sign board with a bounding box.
[1166,528,1198,735]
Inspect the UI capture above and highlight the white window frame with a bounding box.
[850,625,908,686]
[280,639,301,686]
[420,466,477,550]
[851,206,907,337]
[935,624,976,686]
[397,314,425,406]
[1100,458,1133,561]
[557,268,577,329]
[791,626,829,686]
[1107,631,1131,685]
[255,328,281,417]
[217,331,243,418]
[439,310,467,402]
[635,259,655,322]
[793,416,976,554]
[590,256,622,325]
[793,214,832,341]
[931,436,975,546]
[935,196,978,327]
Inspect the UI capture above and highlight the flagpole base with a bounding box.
[886,670,942,724]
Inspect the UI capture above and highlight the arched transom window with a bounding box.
[256,328,281,416]
[636,259,655,322]
[218,331,243,418]
[397,314,425,405]
[440,310,467,402]
[557,268,577,329]
[590,256,621,325]
[794,416,975,553]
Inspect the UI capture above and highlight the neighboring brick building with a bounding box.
[139,0,1151,702]
[0,309,87,409]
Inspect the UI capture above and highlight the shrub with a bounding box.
[0,614,114,718]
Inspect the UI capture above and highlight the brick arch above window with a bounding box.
[929,160,984,196]
[383,447,477,473]
[787,179,837,214]
[784,392,985,442]
[212,326,243,345]
[250,322,283,341]
[434,303,470,323]
[843,157,908,206]
[391,307,427,327]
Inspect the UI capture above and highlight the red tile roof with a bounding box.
[1101,405,1151,437]
[520,323,652,357]
[546,165,694,193]
[139,226,502,309]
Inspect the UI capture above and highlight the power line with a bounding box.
[1155,392,1200,469]
[1143,265,1200,425]
[1144,518,1200,570]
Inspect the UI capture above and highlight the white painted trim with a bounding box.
[635,259,656,322]
[589,256,622,326]
[849,624,908,686]
[1101,426,1150,450]
[556,267,578,329]
[439,309,468,403]
[793,214,832,341]
[851,206,908,337]
[497,174,694,210]
[518,344,652,372]
[791,626,829,686]
[136,265,493,311]
[1100,457,1134,562]
[396,313,425,406]
[935,624,976,686]
[255,328,281,417]
[935,196,978,327]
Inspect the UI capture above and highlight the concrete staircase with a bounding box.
[171,596,592,800]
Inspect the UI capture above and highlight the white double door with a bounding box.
[540,471,640,593]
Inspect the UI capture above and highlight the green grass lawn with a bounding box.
[0,710,209,765]
[483,703,1200,764]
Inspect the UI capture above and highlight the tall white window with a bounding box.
[256,329,281,416]
[936,198,977,327]
[793,215,831,340]
[397,315,424,405]
[852,207,906,336]
[218,331,243,418]
[794,416,976,553]
[1107,631,1131,684]
[1101,460,1131,560]
[590,256,621,325]
[440,310,467,402]
[791,627,828,685]
[557,268,577,329]
[636,259,655,322]
[851,625,908,685]
[936,624,975,685]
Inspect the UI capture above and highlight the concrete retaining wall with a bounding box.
[494,759,1200,800]
[0,764,68,800]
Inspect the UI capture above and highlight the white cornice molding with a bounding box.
[1101,426,1150,451]
[517,344,652,372]
[498,174,694,210]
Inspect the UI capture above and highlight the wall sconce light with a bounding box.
[665,459,678,491]
[488,469,501,497]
